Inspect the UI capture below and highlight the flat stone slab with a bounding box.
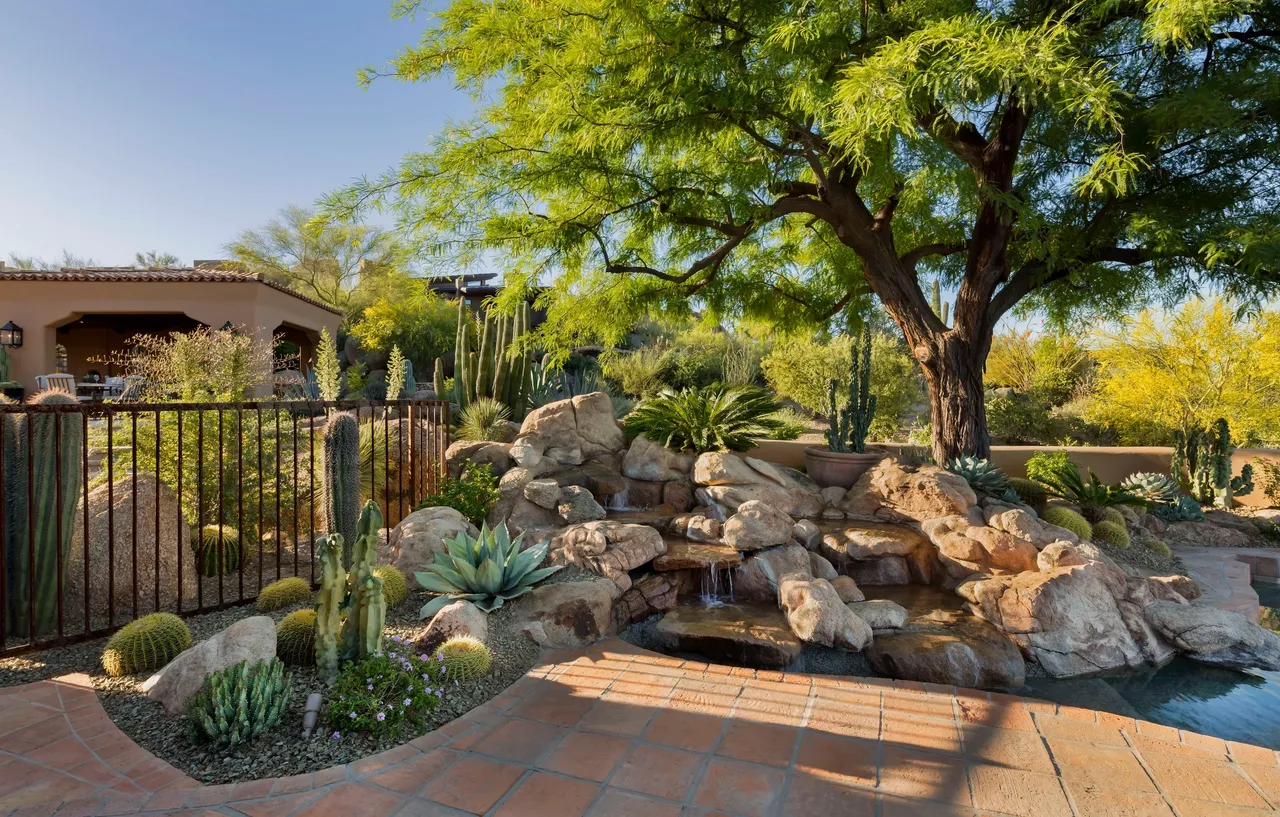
[817,520,927,558]
[653,540,743,572]
[655,602,802,668]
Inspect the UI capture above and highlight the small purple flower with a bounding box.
[436,654,444,662]
[349,712,357,719]
[367,684,373,691]
[403,698,412,706]
[339,695,345,701]
[366,678,373,683]
[331,731,341,740]
[376,712,386,722]
[442,666,448,674]
[419,654,429,661]
[389,651,397,658]
[424,687,433,695]
[421,673,430,681]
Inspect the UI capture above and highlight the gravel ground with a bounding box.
[1095,539,1186,575]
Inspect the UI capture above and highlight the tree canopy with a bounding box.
[328,0,1280,459]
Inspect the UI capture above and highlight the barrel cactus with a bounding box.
[437,635,492,681]
[276,609,317,666]
[1121,472,1182,506]
[1042,506,1092,541]
[256,577,312,612]
[1007,477,1047,514]
[1097,506,1126,527]
[1143,539,1172,558]
[1091,520,1131,548]
[945,455,1010,498]
[189,658,292,749]
[192,525,242,577]
[373,565,408,608]
[323,412,361,565]
[101,613,192,677]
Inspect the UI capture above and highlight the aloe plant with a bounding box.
[415,522,562,618]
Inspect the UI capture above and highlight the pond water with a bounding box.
[1023,580,1280,749]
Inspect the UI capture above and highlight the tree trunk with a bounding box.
[919,332,991,464]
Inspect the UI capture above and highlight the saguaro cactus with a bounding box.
[2,395,27,638]
[339,501,386,663]
[323,412,360,565]
[315,533,345,683]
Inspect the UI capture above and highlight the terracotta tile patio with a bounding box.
[2,638,1278,816]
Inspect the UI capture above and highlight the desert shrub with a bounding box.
[986,332,1090,406]
[945,456,1011,498]
[986,392,1056,445]
[1025,450,1074,484]
[1256,458,1280,508]
[1037,458,1145,521]
[1043,506,1092,540]
[602,348,667,398]
[1007,477,1047,514]
[106,325,280,402]
[416,521,562,616]
[456,398,512,442]
[763,408,809,440]
[348,292,458,375]
[416,463,500,525]
[328,635,445,740]
[257,577,313,612]
[101,613,191,677]
[655,328,731,390]
[1092,520,1131,548]
[625,385,784,453]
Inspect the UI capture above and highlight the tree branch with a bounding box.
[900,242,968,272]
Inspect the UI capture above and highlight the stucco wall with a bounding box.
[0,279,340,392]
[744,439,1280,508]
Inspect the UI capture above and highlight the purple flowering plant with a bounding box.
[328,639,446,739]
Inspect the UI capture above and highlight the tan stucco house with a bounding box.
[0,264,342,393]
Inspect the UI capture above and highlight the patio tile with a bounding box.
[510,689,594,728]
[959,724,1054,774]
[713,720,798,767]
[292,781,405,817]
[1048,739,1156,791]
[643,710,725,753]
[363,749,457,795]
[577,699,657,737]
[1032,713,1126,746]
[1241,761,1280,801]
[877,746,971,806]
[967,763,1072,816]
[877,794,980,817]
[537,732,630,783]
[780,772,876,817]
[881,712,961,755]
[470,719,566,764]
[1064,781,1175,817]
[609,744,703,801]
[420,756,525,814]
[806,702,880,741]
[689,758,785,817]
[490,772,599,817]
[1140,751,1271,810]
[794,732,877,788]
[584,789,682,817]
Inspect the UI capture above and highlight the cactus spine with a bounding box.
[315,533,345,683]
[1173,418,1254,508]
[824,328,877,454]
[323,412,360,565]
[339,501,386,663]
[436,301,535,420]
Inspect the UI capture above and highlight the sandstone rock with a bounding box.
[515,392,624,466]
[445,440,513,478]
[922,515,1040,580]
[143,616,276,713]
[492,496,561,534]
[66,474,196,625]
[423,600,488,646]
[840,525,924,559]
[555,463,628,502]
[549,521,666,592]
[523,479,562,509]
[792,519,821,550]
[655,602,802,668]
[510,438,543,468]
[840,459,977,522]
[984,506,1079,547]
[866,618,1026,689]
[848,556,911,586]
[1145,601,1280,670]
[808,552,839,581]
[831,575,865,603]
[1150,575,1202,601]
[622,435,696,482]
[515,578,618,649]
[820,486,847,507]
[662,479,695,512]
[686,515,722,543]
[848,599,908,630]
[558,485,607,524]
[613,572,678,629]
[623,478,665,509]
[777,573,872,650]
[1163,519,1258,549]
[821,508,845,520]
[732,544,813,602]
[498,462,558,494]
[653,541,742,571]
[1037,543,1086,572]
[382,506,479,588]
[964,527,1040,573]
[693,453,824,517]
[723,500,794,550]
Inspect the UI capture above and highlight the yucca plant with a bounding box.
[456,397,512,442]
[625,384,784,453]
[415,522,563,618]
[1038,461,1146,521]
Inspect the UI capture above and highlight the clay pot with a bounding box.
[804,446,882,489]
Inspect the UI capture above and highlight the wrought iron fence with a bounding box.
[0,399,449,656]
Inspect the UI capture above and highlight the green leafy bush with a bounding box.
[986,332,1090,406]
[1092,520,1131,548]
[189,658,292,749]
[1043,506,1092,541]
[625,385,784,453]
[417,463,500,525]
[986,392,1056,445]
[101,613,192,677]
[1025,450,1074,484]
[328,635,444,740]
[456,397,512,442]
[1033,456,1145,521]
[257,577,312,612]
[762,408,809,440]
[1254,458,1280,508]
[415,522,562,616]
[602,348,667,398]
[437,635,493,681]
[348,292,458,375]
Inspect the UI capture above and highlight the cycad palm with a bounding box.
[626,385,783,453]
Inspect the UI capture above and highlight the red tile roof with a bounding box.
[0,267,344,315]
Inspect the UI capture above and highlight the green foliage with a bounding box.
[1007,477,1047,514]
[1143,539,1172,558]
[1257,459,1280,508]
[1174,418,1255,508]
[109,326,278,402]
[417,463,500,526]
[315,328,342,402]
[602,348,668,398]
[1098,507,1126,527]
[1151,495,1205,523]
[324,412,361,563]
[1025,451,1075,485]
[436,635,492,682]
[1091,520,1131,549]
[1042,506,1093,541]
[101,613,192,677]
[762,408,809,441]
[276,609,317,666]
[257,577,313,612]
[344,362,369,397]
[986,392,1057,445]
[374,565,408,608]
[824,328,877,454]
[189,658,292,750]
[456,397,512,442]
[329,637,444,740]
[415,521,563,616]
[1038,461,1146,520]
[626,385,784,453]
[350,294,457,377]
[946,456,1010,498]
[1121,473,1183,506]
[192,525,242,578]
[986,333,1090,406]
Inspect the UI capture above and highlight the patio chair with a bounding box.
[35,373,78,395]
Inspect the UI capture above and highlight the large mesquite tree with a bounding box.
[330,0,1280,462]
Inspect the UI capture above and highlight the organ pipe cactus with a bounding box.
[1173,419,1254,508]
[339,501,386,663]
[323,411,360,565]
[315,533,345,683]
[437,300,535,420]
[824,328,876,454]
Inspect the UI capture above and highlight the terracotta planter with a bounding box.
[804,446,883,489]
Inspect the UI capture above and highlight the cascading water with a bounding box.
[604,488,636,511]
[698,562,733,607]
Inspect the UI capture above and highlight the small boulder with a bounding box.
[445,440,513,478]
[732,544,812,602]
[613,573,679,629]
[792,519,821,550]
[848,556,911,586]
[143,616,276,713]
[847,599,909,630]
[1150,575,1202,601]
[866,618,1026,689]
[654,602,802,669]
[383,506,479,587]
[1144,601,1280,670]
[831,575,865,603]
[622,434,696,482]
[1037,542,1086,572]
[841,459,977,522]
[723,500,794,551]
[423,599,488,646]
[558,485,607,524]
[523,479,562,510]
[807,551,839,581]
[777,573,872,650]
[686,515,723,543]
[693,452,824,517]
[549,521,666,592]
[515,578,618,649]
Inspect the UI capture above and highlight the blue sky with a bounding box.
[0,1,467,267]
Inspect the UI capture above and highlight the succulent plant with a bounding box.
[945,456,1010,498]
[1143,539,1172,558]
[276,609,317,666]
[823,327,876,454]
[625,385,784,453]
[1097,506,1126,527]
[1091,520,1131,549]
[315,532,344,684]
[101,613,192,677]
[1037,460,1145,521]
[192,525,242,577]
[440,301,535,420]
[338,502,387,665]
[1007,477,1047,514]
[437,635,493,681]
[1151,494,1205,523]
[416,521,563,618]
[1173,418,1254,508]
[374,565,408,608]
[189,658,292,749]
[1042,506,1092,541]
[323,412,360,565]
[1120,472,1182,506]
[256,577,313,612]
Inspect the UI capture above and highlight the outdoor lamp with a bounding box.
[0,321,22,348]
[220,321,234,332]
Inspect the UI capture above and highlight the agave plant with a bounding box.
[415,522,563,618]
[945,456,1010,497]
[1120,472,1183,506]
[625,384,784,453]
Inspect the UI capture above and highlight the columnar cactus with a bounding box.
[433,357,446,400]
[323,411,360,565]
[1173,419,1254,508]
[437,301,535,420]
[339,501,386,663]
[1,395,25,638]
[824,328,877,454]
[315,533,345,683]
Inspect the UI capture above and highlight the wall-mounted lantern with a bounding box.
[0,321,23,348]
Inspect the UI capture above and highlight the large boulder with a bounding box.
[777,573,873,651]
[1144,601,1280,670]
[840,459,977,522]
[921,515,1041,582]
[514,577,618,649]
[848,555,911,586]
[142,616,276,713]
[445,440,514,478]
[847,599,908,630]
[382,506,479,587]
[66,474,196,626]
[622,435,696,482]
[732,543,812,602]
[513,392,625,467]
[722,500,794,551]
[548,521,665,592]
[612,572,679,629]
[693,453,824,517]
[866,617,1026,689]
